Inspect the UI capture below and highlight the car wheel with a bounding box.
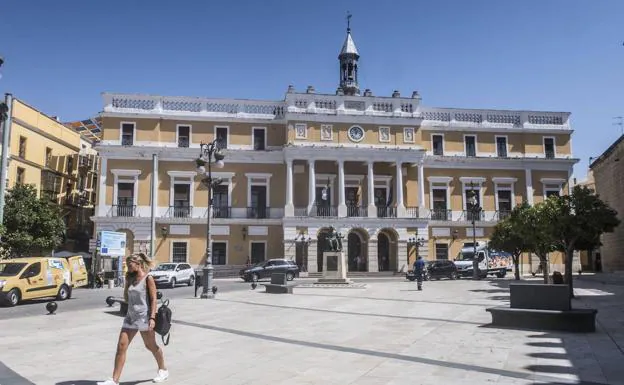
[496,271,506,278]
[286,272,295,281]
[188,275,195,287]
[56,285,70,301]
[6,289,20,306]
[252,273,259,282]
[450,272,458,280]
[170,278,177,289]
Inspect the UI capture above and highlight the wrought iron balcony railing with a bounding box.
[376,206,397,218]
[430,209,452,221]
[113,204,136,217]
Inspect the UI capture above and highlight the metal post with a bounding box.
[201,145,214,299]
[149,153,157,259]
[472,216,479,280]
[0,93,13,225]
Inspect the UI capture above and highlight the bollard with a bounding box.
[46,302,58,315]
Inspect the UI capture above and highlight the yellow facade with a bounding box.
[4,98,99,252]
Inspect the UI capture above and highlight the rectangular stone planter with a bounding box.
[486,306,598,333]
[510,283,570,311]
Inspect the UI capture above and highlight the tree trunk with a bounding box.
[540,255,550,284]
[565,247,574,299]
[513,253,521,280]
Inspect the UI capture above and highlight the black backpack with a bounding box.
[153,299,172,345]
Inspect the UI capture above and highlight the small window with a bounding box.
[435,243,449,260]
[544,138,555,159]
[18,136,27,158]
[16,167,25,185]
[66,156,74,173]
[253,128,266,150]
[464,136,476,157]
[177,125,190,148]
[496,137,508,157]
[45,148,53,167]
[215,126,228,149]
[432,135,444,156]
[545,188,560,198]
[121,123,134,146]
[172,242,188,263]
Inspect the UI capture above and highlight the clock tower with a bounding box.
[338,14,360,96]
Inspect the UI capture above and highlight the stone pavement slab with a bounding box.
[1,278,623,385]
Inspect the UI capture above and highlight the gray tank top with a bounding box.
[127,275,149,322]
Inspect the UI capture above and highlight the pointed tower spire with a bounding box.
[338,12,360,96]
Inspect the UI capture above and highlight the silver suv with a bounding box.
[149,263,195,288]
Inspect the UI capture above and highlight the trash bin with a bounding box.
[108,280,114,289]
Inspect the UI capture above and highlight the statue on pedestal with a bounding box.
[326,226,344,252]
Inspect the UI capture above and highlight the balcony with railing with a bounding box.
[346,205,367,217]
[167,205,192,218]
[405,206,420,218]
[430,209,452,221]
[246,206,271,219]
[112,204,136,217]
[494,210,512,221]
[212,206,231,219]
[376,206,397,218]
[460,210,485,222]
[178,136,190,148]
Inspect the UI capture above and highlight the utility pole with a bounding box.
[0,93,13,224]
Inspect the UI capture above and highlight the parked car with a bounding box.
[406,260,459,281]
[149,263,195,288]
[239,259,299,282]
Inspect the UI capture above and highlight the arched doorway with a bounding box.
[378,228,398,272]
[377,233,390,271]
[317,228,331,272]
[348,229,368,271]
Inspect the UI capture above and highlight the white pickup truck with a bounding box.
[453,242,512,279]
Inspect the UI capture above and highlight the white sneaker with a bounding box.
[153,369,169,383]
[97,380,119,385]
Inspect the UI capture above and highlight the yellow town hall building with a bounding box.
[92,26,578,274]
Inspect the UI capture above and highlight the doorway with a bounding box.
[250,242,266,264]
[250,186,267,218]
[348,232,365,271]
[377,232,390,271]
[317,230,330,272]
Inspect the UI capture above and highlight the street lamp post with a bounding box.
[196,139,225,299]
[295,234,313,272]
[467,182,482,280]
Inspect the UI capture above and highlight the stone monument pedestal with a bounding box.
[316,251,352,284]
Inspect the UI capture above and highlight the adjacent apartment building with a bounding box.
[93,26,578,274]
[590,134,624,272]
[4,97,98,252]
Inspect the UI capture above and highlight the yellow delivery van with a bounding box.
[0,256,88,306]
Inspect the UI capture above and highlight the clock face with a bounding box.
[348,126,365,142]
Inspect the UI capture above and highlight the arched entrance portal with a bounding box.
[348,229,368,271]
[378,228,398,272]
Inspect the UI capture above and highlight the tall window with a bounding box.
[216,126,228,149]
[177,125,190,148]
[212,185,229,218]
[66,156,74,173]
[464,136,476,157]
[497,189,512,218]
[172,242,188,263]
[18,136,27,158]
[212,242,227,265]
[432,135,444,156]
[544,137,555,159]
[496,137,508,157]
[116,182,134,216]
[121,123,135,146]
[173,184,191,217]
[253,128,266,150]
[435,243,449,260]
[45,148,53,168]
[432,188,448,220]
[16,167,25,185]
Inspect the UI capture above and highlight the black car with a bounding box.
[239,259,299,282]
[406,260,458,281]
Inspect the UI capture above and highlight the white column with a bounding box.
[396,161,406,216]
[367,161,376,218]
[418,163,425,212]
[285,159,294,216]
[150,153,158,259]
[338,160,347,217]
[308,160,316,213]
[525,169,534,205]
[96,156,108,216]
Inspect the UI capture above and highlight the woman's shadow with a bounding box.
[56,380,150,385]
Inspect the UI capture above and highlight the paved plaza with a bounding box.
[1,277,623,385]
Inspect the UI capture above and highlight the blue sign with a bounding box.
[99,231,127,257]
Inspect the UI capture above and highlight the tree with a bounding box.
[489,202,532,280]
[524,203,558,284]
[2,184,66,256]
[541,186,620,299]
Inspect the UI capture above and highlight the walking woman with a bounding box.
[98,253,169,385]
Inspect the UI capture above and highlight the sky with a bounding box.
[1,0,623,180]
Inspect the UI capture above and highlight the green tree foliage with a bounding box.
[2,184,66,256]
[541,186,620,299]
[521,203,558,284]
[489,203,532,280]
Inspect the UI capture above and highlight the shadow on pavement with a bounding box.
[56,380,150,385]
